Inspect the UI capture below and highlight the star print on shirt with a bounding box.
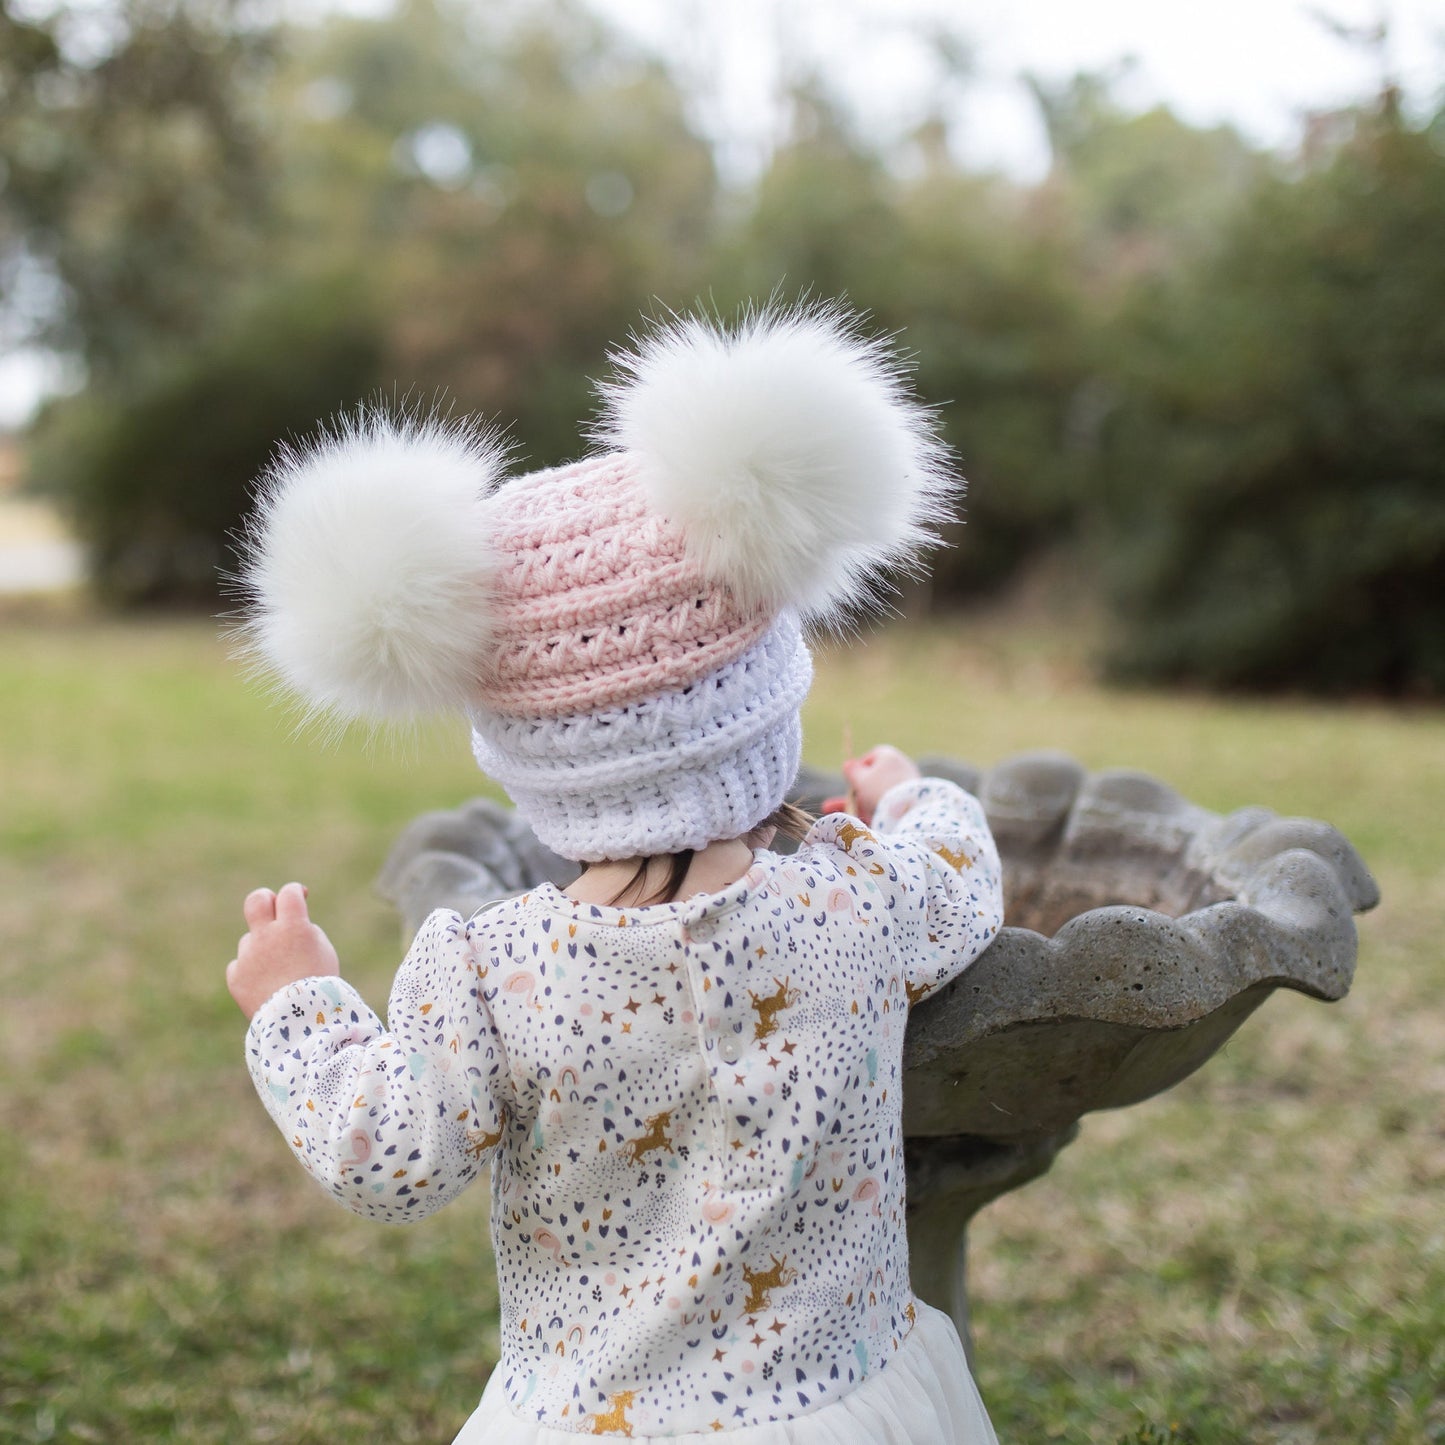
[243,778,1004,1438]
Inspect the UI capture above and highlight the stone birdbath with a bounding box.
[375,751,1379,1360]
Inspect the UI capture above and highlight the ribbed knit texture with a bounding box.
[471,615,811,861]
[477,454,772,720]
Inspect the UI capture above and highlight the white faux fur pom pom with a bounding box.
[238,412,506,723]
[596,304,957,623]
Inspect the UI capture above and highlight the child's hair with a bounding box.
[607,800,815,907]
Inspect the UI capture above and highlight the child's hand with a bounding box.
[226,882,341,1022]
[822,744,921,825]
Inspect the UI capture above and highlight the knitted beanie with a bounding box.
[239,304,955,861]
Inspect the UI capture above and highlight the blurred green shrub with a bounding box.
[1098,110,1445,695]
[31,276,386,606]
[709,80,1257,597]
[0,0,273,381]
[274,0,719,467]
[708,102,1096,596]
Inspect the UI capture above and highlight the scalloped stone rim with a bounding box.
[900,750,1379,1139]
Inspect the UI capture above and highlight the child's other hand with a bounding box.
[821,744,921,825]
[226,882,341,1022]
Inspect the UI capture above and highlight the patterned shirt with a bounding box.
[246,778,1003,1437]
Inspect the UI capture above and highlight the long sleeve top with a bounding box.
[245,778,1003,1438]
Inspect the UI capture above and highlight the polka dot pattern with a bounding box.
[246,779,1003,1437]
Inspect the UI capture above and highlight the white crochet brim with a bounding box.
[469,615,812,862]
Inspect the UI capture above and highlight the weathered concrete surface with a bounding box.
[892,753,1376,1143]
[902,1126,1079,1357]
[377,752,1378,1356]
[376,797,573,932]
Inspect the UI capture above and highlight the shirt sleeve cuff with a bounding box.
[872,776,983,833]
[245,975,374,1053]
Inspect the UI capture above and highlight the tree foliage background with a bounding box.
[3,0,1442,694]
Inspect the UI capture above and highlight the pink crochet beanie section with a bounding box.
[478,453,772,720]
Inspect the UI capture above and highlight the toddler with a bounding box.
[228,305,1005,1442]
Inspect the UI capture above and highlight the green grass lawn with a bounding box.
[1,613,1440,1443]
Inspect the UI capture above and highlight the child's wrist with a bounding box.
[871,776,926,826]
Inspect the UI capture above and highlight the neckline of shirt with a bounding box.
[529,847,786,927]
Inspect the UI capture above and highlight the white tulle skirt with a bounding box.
[452,1301,997,1444]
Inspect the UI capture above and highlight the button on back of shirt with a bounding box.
[719,1036,742,1064]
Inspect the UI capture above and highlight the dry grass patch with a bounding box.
[1,612,1439,1443]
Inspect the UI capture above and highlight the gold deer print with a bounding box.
[932,843,975,872]
[835,821,876,852]
[748,978,801,1042]
[465,1111,506,1159]
[623,1111,674,1165]
[904,978,933,1007]
[742,1253,797,1313]
[586,1390,636,1436]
